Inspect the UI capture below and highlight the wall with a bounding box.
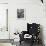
[9,0,44,39]
[0,0,8,3]
[0,0,13,46]
[0,4,9,39]
[8,0,46,46]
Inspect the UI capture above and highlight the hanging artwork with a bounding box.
[17,9,25,19]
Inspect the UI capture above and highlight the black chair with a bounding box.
[19,23,40,46]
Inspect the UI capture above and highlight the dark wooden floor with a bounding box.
[19,41,43,46]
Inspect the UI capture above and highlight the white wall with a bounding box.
[0,4,9,39]
[0,0,8,3]
[0,0,13,46]
[9,0,46,46]
[9,0,45,39]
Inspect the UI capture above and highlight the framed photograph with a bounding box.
[17,9,25,19]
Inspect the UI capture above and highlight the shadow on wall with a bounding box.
[40,25,45,46]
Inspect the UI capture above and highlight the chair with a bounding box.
[19,23,40,46]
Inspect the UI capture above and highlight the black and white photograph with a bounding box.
[17,9,26,20]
